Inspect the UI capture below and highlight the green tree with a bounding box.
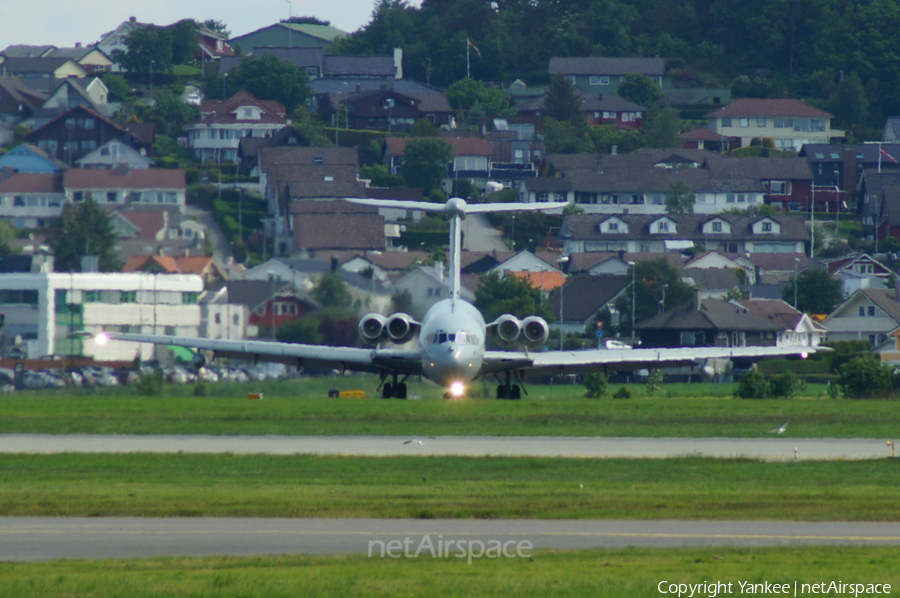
[474,271,551,323]
[666,180,695,215]
[615,258,694,330]
[401,137,451,194]
[203,19,231,38]
[542,117,594,154]
[168,19,199,65]
[544,75,583,125]
[643,106,682,148]
[409,118,439,137]
[781,268,843,314]
[616,73,660,109]
[277,318,322,344]
[736,369,769,398]
[113,25,173,75]
[838,355,897,399]
[100,74,130,102]
[312,272,353,309]
[360,163,405,188]
[47,196,118,272]
[208,54,311,112]
[827,72,868,135]
[584,372,608,398]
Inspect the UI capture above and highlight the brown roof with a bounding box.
[737,298,819,331]
[63,168,186,190]
[293,213,385,251]
[0,172,62,193]
[706,98,832,119]
[117,210,166,240]
[260,146,359,167]
[121,254,216,275]
[548,57,665,77]
[193,89,286,126]
[384,135,493,157]
[509,270,566,291]
[288,199,378,214]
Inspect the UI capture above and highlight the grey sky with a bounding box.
[2,1,416,49]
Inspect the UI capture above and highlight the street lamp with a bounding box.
[793,257,800,309]
[268,270,277,340]
[628,261,636,345]
[557,255,569,350]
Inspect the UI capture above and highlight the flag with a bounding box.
[467,38,481,57]
[880,148,897,163]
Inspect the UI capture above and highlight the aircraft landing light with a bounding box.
[449,381,465,398]
[95,332,109,346]
[801,351,808,359]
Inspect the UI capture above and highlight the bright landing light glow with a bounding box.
[449,381,465,398]
[800,351,808,359]
[95,332,109,346]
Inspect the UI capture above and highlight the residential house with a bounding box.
[63,167,187,212]
[196,26,235,63]
[0,170,64,228]
[825,254,892,297]
[384,135,494,193]
[857,169,900,242]
[30,77,110,127]
[183,90,287,163]
[45,46,114,74]
[704,157,813,212]
[0,75,46,124]
[122,254,226,288]
[202,279,316,340]
[821,287,900,347]
[883,117,900,143]
[238,125,312,176]
[704,98,844,150]
[799,143,900,209]
[110,206,205,260]
[320,87,453,132]
[338,250,428,284]
[548,57,664,94]
[517,91,647,130]
[636,294,784,349]
[0,57,87,92]
[76,139,152,170]
[26,105,133,165]
[293,213,386,255]
[198,284,247,341]
[228,23,347,55]
[559,212,809,255]
[679,128,739,153]
[392,263,475,319]
[95,17,152,71]
[0,271,202,360]
[568,252,687,276]
[0,144,67,173]
[680,267,742,299]
[738,299,826,348]
[546,274,630,336]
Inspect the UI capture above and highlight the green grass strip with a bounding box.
[2,383,899,437]
[2,454,899,520]
[1,547,898,598]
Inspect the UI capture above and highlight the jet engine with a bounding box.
[521,316,550,349]
[190,351,206,370]
[385,313,418,344]
[490,314,522,348]
[358,313,387,346]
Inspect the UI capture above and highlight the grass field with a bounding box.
[2,453,899,520]
[0,376,897,437]
[1,547,897,598]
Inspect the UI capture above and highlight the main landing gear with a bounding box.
[495,371,525,400]
[379,371,408,399]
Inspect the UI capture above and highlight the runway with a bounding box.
[4,518,900,561]
[0,434,893,460]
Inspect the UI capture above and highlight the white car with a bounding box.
[185,92,202,106]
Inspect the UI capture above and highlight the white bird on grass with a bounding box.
[403,437,435,446]
[768,421,789,435]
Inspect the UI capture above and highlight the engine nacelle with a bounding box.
[386,313,417,344]
[358,313,387,346]
[489,314,522,349]
[190,351,206,370]
[521,316,549,349]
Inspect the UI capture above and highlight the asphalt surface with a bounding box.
[0,434,894,460]
[4,518,900,561]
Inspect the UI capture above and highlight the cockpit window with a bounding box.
[438,332,447,344]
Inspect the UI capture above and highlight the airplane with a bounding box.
[90,197,826,399]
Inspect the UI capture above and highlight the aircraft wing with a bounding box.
[93,332,423,375]
[482,345,823,377]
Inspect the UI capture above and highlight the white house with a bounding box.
[0,272,202,360]
[391,263,475,319]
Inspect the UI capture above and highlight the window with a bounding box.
[598,76,609,85]
[712,221,722,232]
[65,118,76,128]
[762,221,772,232]
[727,194,735,203]
[233,314,240,325]
[608,221,618,231]
[83,291,100,303]
[868,306,876,316]
[215,314,222,324]
[120,291,136,303]
[13,196,24,207]
[739,118,749,128]
[536,192,549,203]
[721,117,732,127]
[757,118,766,127]
[73,191,84,202]
[590,76,601,85]
[84,119,94,129]
[106,191,118,203]
[658,221,669,232]
[182,292,199,304]
[566,76,576,85]
[811,120,825,132]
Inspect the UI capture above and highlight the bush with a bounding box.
[736,369,769,399]
[838,356,898,399]
[613,385,631,399]
[768,371,803,398]
[646,370,664,394]
[135,370,165,396]
[193,380,210,397]
[584,373,607,398]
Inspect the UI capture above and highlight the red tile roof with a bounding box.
[0,172,62,193]
[63,168,186,190]
[508,270,566,291]
[194,89,286,126]
[293,213,386,251]
[384,135,493,157]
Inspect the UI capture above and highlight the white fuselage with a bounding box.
[418,298,486,387]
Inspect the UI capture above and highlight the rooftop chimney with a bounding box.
[693,288,702,310]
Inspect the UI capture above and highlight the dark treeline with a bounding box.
[333,0,900,132]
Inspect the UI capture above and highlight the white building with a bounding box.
[0,272,202,360]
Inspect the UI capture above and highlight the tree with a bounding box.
[47,196,118,272]
[838,355,897,399]
[543,75,583,125]
[780,267,842,314]
[474,271,551,323]
[312,272,353,309]
[614,258,694,330]
[643,106,682,148]
[203,19,231,38]
[401,137,451,194]
[168,19,199,65]
[208,54,311,112]
[616,73,660,109]
[584,372,607,398]
[277,318,321,344]
[827,72,868,135]
[666,180,695,215]
[542,117,594,154]
[113,26,173,75]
